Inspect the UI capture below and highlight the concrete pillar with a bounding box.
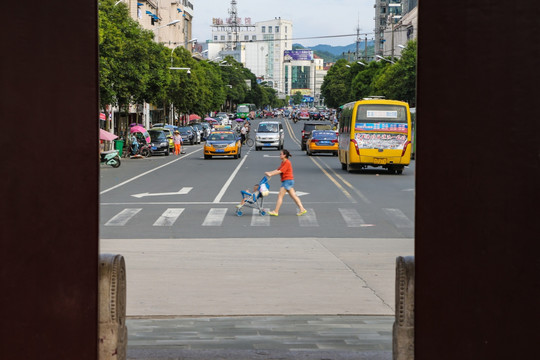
[98,254,127,360]
[393,256,414,360]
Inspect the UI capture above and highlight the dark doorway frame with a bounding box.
[2,1,539,359]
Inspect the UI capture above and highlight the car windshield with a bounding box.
[258,124,278,133]
[148,130,166,141]
[178,127,191,133]
[208,133,236,141]
[304,124,331,132]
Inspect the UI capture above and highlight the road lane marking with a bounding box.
[298,208,319,227]
[382,208,414,228]
[100,148,203,195]
[251,209,270,226]
[320,161,372,204]
[132,187,192,198]
[338,208,375,227]
[308,157,356,203]
[213,151,250,203]
[153,208,184,226]
[202,208,228,226]
[104,208,141,226]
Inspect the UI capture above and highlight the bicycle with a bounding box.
[243,133,254,147]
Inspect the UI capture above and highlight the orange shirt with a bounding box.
[277,159,294,181]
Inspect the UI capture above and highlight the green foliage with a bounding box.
[321,40,417,108]
[292,91,303,105]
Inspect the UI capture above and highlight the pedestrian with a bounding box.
[173,130,183,155]
[240,122,248,144]
[130,133,139,155]
[264,149,307,217]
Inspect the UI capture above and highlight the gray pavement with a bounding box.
[100,237,412,359]
[127,315,393,360]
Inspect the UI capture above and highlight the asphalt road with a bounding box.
[100,117,415,239]
[100,117,415,317]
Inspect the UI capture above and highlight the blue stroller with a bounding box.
[236,176,270,216]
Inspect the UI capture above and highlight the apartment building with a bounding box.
[208,17,293,95]
[124,0,193,49]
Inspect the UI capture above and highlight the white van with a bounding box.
[255,121,284,151]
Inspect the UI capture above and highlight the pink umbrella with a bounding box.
[189,114,201,121]
[130,125,150,144]
[99,128,118,141]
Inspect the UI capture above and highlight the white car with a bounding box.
[255,121,284,151]
[216,112,231,126]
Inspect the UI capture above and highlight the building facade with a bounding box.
[283,51,326,106]
[125,0,193,49]
[208,17,293,95]
[374,0,417,57]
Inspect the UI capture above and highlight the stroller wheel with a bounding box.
[260,210,267,216]
[236,210,243,216]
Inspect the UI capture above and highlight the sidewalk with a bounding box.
[127,315,393,360]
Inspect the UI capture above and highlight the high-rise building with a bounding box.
[209,16,293,95]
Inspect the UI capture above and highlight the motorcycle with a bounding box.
[100,150,121,168]
[128,141,151,157]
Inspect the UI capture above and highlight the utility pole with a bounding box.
[355,25,360,61]
[364,35,368,61]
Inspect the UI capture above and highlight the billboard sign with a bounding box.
[284,50,313,61]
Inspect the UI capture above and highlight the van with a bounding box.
[255,121,284,151]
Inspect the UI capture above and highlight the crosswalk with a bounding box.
[102,207,413,229]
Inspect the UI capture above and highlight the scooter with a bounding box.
[100,150,121,168]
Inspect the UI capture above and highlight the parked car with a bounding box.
[189,125,202,144]
[216,112,231,126]
[152,127,174,151]
[204,131,242,159]
[191,123,208,141]
[301,121,332,150]
[147,129,170,156]
[306,130,339,156]
[255,121,284,151]
[177,126,195,145]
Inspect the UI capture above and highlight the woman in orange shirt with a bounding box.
[265,149,307,217]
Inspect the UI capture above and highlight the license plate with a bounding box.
[319,141,330,145]
[264,143,271,146]
[374,158,387,164]
[216,149,224,153]
[151,146,157,150]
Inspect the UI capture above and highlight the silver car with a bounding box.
[255,121,284,151]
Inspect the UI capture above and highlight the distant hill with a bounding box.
[293,42,374,63]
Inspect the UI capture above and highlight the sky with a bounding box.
[192,0,376,48]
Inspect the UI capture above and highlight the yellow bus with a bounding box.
[338,98,412,174]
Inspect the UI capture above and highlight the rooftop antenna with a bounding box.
[355,13,361,61]
[228,0,239,50]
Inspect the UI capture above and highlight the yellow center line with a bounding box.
[308,156,357,203]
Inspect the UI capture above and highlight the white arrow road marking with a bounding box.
[382,208,414,228]
[267,190,309,197]
[131,187,192,198]
[105,208,141,226]
[298,208,319,227]
[338,208,375,227]
[202,208,228,226]
[153,208,184,226]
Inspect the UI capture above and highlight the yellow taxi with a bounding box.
[204,131,242,159]
[306,130,339,156]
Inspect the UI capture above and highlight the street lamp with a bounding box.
[152,19,180,31]
[357,61,367,66]
[376,55,396,64]
[169,67,191,75]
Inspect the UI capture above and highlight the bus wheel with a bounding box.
[341,162,347,170]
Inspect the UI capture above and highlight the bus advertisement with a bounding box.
[338,98,412,174]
